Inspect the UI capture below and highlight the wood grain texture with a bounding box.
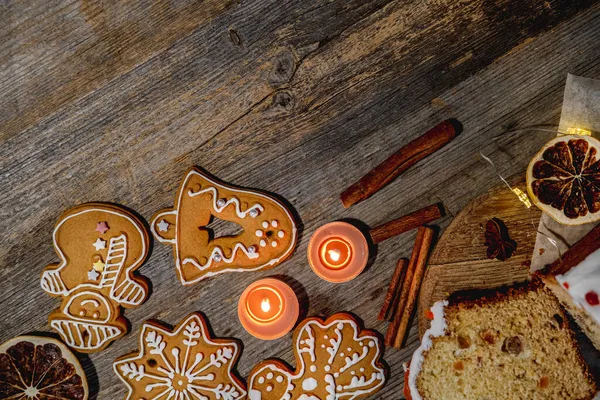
[1,0,599,398]
[418,177,541,336]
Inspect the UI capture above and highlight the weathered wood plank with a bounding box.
[0,0,599,398]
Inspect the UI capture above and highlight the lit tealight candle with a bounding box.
[238,278,299,340]
[308,221,369,283]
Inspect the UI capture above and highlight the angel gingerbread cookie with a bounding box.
[114,313,247,400]
[151,167,298,285]
[248,313,387,400]
[41,203,151,353]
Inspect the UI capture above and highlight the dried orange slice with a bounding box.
[526,135,600,225]
[0,336,88,400]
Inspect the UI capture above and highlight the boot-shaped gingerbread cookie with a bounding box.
[41,203,151,353]
[151,167,298,285]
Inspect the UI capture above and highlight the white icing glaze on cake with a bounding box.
[407,300,448,400]
[555,247,600,325]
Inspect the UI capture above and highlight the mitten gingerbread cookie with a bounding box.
[151,167,298,285]
[248,313,387,400]
[114,313,247,400]
[41,203,151,353]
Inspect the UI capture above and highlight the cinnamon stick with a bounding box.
[340,119,461,208]
[378,258,408,321]
[384,228,427,346]
[545,223,600,276]
[393,226,435,348]
[370,203,444,244]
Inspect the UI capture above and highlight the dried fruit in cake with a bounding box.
[526,135,600,225]
[151,167,298,285]
[406,282,597,400]
[0,335,88,399]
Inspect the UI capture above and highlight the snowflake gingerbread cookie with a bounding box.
[114,313,247,400]
[248,313,387,400]
[151,167,298,285]
[41,203,151,353]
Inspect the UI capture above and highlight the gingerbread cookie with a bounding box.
[114,313,247,400]
[0,335,88,399]
[151,167,298,285]
[41,203,151,353]
[248,313,387,400]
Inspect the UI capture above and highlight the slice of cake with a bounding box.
[540,223,600,351]
[405,281,597,400]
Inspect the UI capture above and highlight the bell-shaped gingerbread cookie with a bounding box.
[41,203,151,353]
[151,167,298,285]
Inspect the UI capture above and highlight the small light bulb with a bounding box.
[261,298,271,313]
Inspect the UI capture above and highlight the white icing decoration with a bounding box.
[258,377,265,384]
[93,237,106,251]
[79,310,85,316]
[278,231,285,238]
[276,376,283,383]
[64,292,111,324]
[150,169,299,285]
[266,373,274,380]
[182,244,260,272]
[310,365,317,373]
[50,319,121,351]
[249,209,259,218]
[266,385,273,392]
[248,317,385,400]
[187,187,264,219]
[255,230,263,237]
[298,326,316,363]
[157,219,170,233]
[113,314,246,400]
[41,206,150,353]
[41,207,148,306]
[262,221,269,229]
[555,247,600,324]
[271,220,278,228]
[271,241,278,248]
[302,377,318,391]
[408,300,448,400]
[259,240,267,248]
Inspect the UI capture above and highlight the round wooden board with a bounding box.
[417,176,542,337]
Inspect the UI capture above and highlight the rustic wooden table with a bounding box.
[1,0,599,398]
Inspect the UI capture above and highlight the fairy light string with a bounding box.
[479,151,562,261]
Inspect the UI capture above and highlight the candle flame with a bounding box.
[261,298,271,313]
[328,249,341,262]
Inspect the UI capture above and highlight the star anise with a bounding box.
[484,218,517,261]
